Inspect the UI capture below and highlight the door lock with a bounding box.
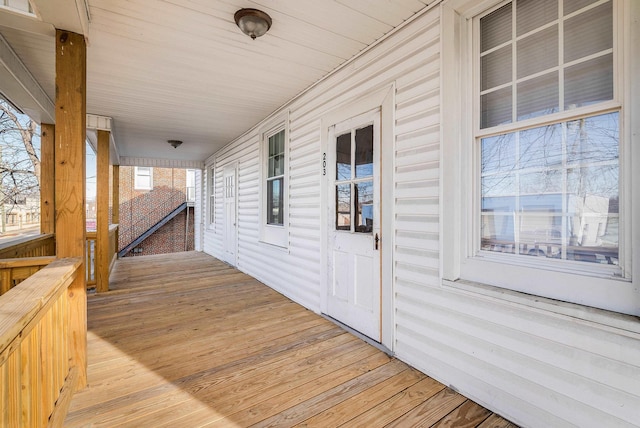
[374,233,379,250]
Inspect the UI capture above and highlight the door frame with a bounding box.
[320,84,395,350]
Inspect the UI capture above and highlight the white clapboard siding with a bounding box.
[199,4,640,428]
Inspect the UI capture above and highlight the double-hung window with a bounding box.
[443,0,638,316]
[260,112,289,248]
[134,166,152,190]
[478,0,618,264]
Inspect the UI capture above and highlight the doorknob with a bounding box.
[374,233,379,250]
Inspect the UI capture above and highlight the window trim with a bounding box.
[259,110,289,248]
[441,0,639,316]
[134,166,153,190]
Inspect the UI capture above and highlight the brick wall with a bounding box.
[118,166,194,256]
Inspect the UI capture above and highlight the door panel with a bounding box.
[326,109,381,341]
[223,164,237,266]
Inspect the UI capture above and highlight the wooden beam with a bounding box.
[96,130,110,293]
[112,165,120,253]
[54,29,87,390]
[40,124,55,235]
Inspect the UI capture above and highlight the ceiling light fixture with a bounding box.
[234,8,272,40]
[168,140,183,148]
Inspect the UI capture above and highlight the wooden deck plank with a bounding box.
[65,252,517,428]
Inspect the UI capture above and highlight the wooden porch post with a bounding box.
[55,29,87,389]
[96,130,110,292]
[40,124,55,235]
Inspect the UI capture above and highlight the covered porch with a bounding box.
[64,251,515,427]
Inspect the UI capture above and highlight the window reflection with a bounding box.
[355,181,373,233]
[336,184,351,231]
[480,112,619,264]
[355,125,374,178]
[336,132,351,181]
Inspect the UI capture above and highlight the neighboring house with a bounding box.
[197,2,640,428]
[1,195,39,232]
[118,166,195,257]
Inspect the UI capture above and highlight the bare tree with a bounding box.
[0,101,40,229]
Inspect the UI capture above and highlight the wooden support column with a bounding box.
[112,164,120,252]
[40,124,55,234]
[96,130,110,292]
[55,29,87,389]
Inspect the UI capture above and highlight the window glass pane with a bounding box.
[519,170,563,194]
[517,26,558,79]
[269,130,284,157]
[481,133,516,174]
[481,199,516,251]
[566,112,618,164]
[355,181,373,233]
[482,174,516,198]
[481,46,512,91]
[480,3,512,52]
[564,2,612,63]
[336,132,351,180]
[563,0,598,16]
[355,125,374,178]
[268,130,285,178]
[564,54,613,110]
[519,124,562,168]
[517,72,559,120]
[481,87,512,128]
[480,112,618,264]
[267,177,283,225]
[517,0,558,36]
[336,183,351,231]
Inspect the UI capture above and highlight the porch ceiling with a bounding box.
[0,0,430,165]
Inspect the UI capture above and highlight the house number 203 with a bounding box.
[322,153,327,176]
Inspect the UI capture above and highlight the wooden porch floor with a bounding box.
[65,251,517,428]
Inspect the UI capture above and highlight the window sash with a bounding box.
[474,0,622,273]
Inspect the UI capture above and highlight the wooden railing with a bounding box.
[0,257,84,428]
[86,224,118,290]
[0,256,57,296]
[0,233,55,259]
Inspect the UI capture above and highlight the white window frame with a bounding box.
[134,166,153,190]
[259,111,289,248]
[441,0,639,316]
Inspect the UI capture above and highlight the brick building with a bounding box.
[118,166,195,257]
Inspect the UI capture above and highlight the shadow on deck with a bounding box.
[65,251,517,427]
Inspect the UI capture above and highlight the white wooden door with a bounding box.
[223,163,237,266]
[326,110,381,341]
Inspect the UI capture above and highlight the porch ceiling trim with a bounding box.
[0,32,54,123]
[118,156,204,170]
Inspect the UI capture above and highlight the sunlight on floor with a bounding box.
[66,332,241,428]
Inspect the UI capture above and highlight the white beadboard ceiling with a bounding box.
[0,0,430,165]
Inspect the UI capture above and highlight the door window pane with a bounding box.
[336,132,351,180]
[336,183,351,231]
[355,181,373,233]
[355,125,374,178]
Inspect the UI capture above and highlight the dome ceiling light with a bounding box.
[234,8,272,40]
